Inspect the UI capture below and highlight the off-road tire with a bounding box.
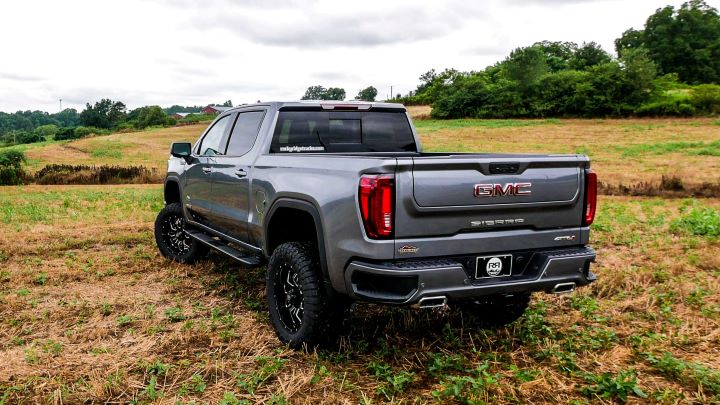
[266,242,345,349]
[154,202,207,264]
[456,292,531,327]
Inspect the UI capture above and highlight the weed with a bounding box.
[24,347,39,364]
[33,273,47,285]
[188,373,207,393]
[367,361,415,399]
[428,352,467,378]
[569,295,599,318]
[90,347,111,355]
[686,287,708,308]
[509,365,538,383]
[516,302,553,345]
[432,362,499,404]
[218,391,248,405]
[116,315,133,327]
[310,365,332,384]
[580,370,646,402]
[141,376,162,401]
[39,339,62,355]
[144,360,170,375]
[165,306,186,322]
[99,302,113,316]
[645,352,720,396]
[268,393,287,404]
[236,356,286,395]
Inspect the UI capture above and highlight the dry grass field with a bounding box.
[0,186,719,403]
[3,113,718,191]
[0,114,719,403]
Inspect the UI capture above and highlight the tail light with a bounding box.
[359,174,394,239]
[583,170,597,226]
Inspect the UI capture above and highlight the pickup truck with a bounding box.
[154,101,597,348]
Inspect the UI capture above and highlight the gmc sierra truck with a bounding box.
[154,101,597,348]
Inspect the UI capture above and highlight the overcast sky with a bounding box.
[0,0,715,113]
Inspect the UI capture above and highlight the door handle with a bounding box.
[202,167,212,174]
[235,169,247,178]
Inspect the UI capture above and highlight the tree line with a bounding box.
[0,100,231,147]
[301,86,378,101]
[395,0,720,118]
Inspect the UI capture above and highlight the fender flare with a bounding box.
[264,198,329,282]
[163,177,182,204]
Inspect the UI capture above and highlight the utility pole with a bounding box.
[390,86,393,100]
[59,98,62,112]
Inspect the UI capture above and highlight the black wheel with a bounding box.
[266,242,345,349]
[154,202,207,263]
[455,292,531,327]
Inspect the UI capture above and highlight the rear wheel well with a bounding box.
[164,181,181,204]
[266,207,318,255]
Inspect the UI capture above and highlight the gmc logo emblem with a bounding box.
[474,183,532,197]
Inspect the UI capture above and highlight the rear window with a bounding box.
[270,111,417,153]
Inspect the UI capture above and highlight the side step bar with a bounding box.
[186,229,263,267]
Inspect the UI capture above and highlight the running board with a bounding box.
[186,230,263,267]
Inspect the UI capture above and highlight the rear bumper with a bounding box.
[344,247,596,304]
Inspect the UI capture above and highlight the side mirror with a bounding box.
[170,142,192,162]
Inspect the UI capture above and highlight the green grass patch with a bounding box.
[671,205,720,237]
[87,140,132,159]
[414,118,562,132]
[614,140,720,157]
[0,186,163,227]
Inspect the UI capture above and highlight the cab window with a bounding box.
[198,115,231,156]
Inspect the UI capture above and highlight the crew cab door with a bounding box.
[184,113,233,226]
[207,110,266,242]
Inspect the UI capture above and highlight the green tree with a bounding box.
[80,99,127,129]
[502,46,549,90]
[325,87,346,100]
[301,85,346,100]
[0,149,27,185]
[34,124,59,138]
[570,42,612,70]
[356,86,378,101]
[533,41,577,72]
[620,47,657,103]
[301,85,328,100]
[52,108,80,127]
[221,100,233,107]
[616,0,720,83]
[129,106,169,129]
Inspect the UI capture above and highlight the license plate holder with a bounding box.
[475,254,513,279]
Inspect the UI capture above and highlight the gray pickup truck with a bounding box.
[154,101,597,348]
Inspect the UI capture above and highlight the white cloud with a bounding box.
[0,0,712,112]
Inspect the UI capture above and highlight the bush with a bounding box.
[635,99,695,117]
[73,126,101,138]
[15,131,45,144]
[690,84,720,114]
[34,124,59,138]
[54,127,80,141]
[0,149,27,185]
[34,164,160,185]
[179,113,215,124]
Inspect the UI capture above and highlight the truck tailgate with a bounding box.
[394,154,589,239]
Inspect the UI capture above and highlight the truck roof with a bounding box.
[226,100,406,112]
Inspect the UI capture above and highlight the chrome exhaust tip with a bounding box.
[550,282,576,294]
[416,296,448,309]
